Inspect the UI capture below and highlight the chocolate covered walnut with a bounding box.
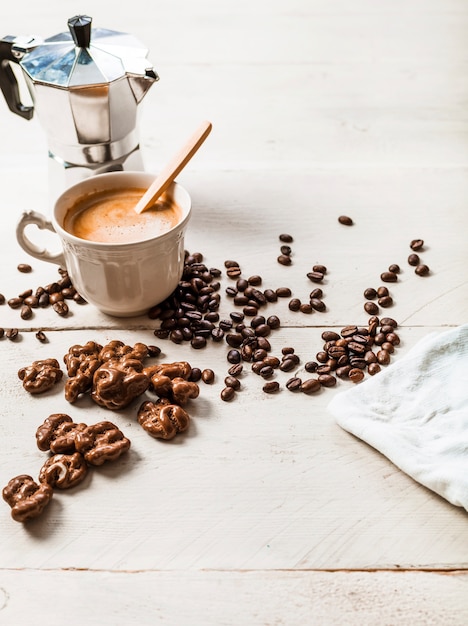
[2,474,53,522]
[36,413,87,453]
[91,357,149,410]
[75,421,131,466]
[18,358,63,394]
[138,399,190,440]
[145,362,199,404]
[99,340,149,363]
[39,452,88,489]
[64,341,103,375]
[63,341,102,402]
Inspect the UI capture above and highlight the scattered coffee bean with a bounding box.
[310,298,326,312]
[279,234,293,243]
[415,264,430,276]
[0,294,5,305]
[228,363,243,376]
[6,328,19,340]
[364,288,377,300]
[312,264,327,274]
[147,345,161,358]
[8,297,23,309]
[380,271,398,283]
[263,381,280,394]
[35,330,47,343]
[288,298,301,311]
[17,263,32,273]
[266,315,281,329]
[224,260,239,268]
[318,374,336,387]
[304,361,318,373]
[338,215,353,226]
[388,264,400,274]
[227,349,241,364]
[378,296,393,308]
[276,287,292,298]
[377,286,389,297]
[221,386,235,401]
[299,303,313,314]
[191,336,207,349]
[348,368,365,383]
[280,245,291,256]
[410,239,424,251]
[248,275,262,286]
[307,271,324,283]
[53,301,69,317]
[277,255,292,266]
[20,305,33,320]
[408,253,420,266]
[368,362,381,375]
[225,375,241,389]
[226,266,242,278]
[301,378,321,394]
[364,301,379,315]
[377,349,391,365]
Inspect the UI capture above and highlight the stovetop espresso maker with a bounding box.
[0,15,158,194]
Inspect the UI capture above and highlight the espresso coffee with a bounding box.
[63,187,182,243]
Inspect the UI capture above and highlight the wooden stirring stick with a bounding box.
[134,120,212,214]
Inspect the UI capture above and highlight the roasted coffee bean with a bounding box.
[251,361,264,375]
[364,287,377,300]
[351,334,369,345]
[338,215,353,226]
[264,289,278,303]
[336,365,352,379]
[368,362,381,375]
[341,325,358,338]
[377,349,391,365]
[309,288,323,299]
[364,350,377,364]
[286,377,302,391]
[368,316,380,336]
[263,381,280,394]
[169,329,183,344]
[349,357,366,369]
[248,275,262,286]
[23,295,39,308]
[410,239,424,251]
[386,332,400,345]
[288,298,301,311]
[317,364,331,374]
[225,286,238,298]
[6,328,19,340]
[282,347,295,355]
[380,317,397,327]
[263,356,280,368]
[279,234,293,243]
[236,278,249,292]
[299,303,313,314]
[154,329,170,339]
[388,264,400,274]
[377,286,389,297]
[374,332,386,345]
[210,327,224,341]
[408,253,420,266]
[147,345,161,358]
[254,324,271,337]
[276,287,292,298]
[227,266,242,278]
[318,374,336,387]
[327,345,346,359]
[415,264,430,276]
[190,368,202,382]
[257,337,271,351]
[230,311,244,323]
[243,305,259,317]
[252,348,267,362]
[228,363,243,376]
[0,328,4,338]
[348,368,365,383]
[191,336,207,349]
[225,375,241,389]
[280,245,292,256]
[322,331,341,342]
[279,357,297,372]
[378,296,393,308]
[8,297,23,309]
[259,365,274,379]
[226,333,243,348]
[313,264,327,275]
[53,301,69,317]
[364,301,379,315]
[300,378,321,394]
[17,263,32,273]
[35,330,47,343]
[310,298,326,312]
[233,295,249,306]
[348,341,366,354]
[221,386,235,401]
[224,260,239,268]
[266,315,280,330]
[227,349,241,364]
[20,305,32,320]
[241,344,253,361]
[307,271,324,283]
[250,289,267,306]
[0,293,4,305]
[381,341,394,354]
[277,254,292,266]
[305,361,318,373]
[380,271,398,283]
[61,287,76,300]
[49,292,64,304]
[18,289,33,299]
[46,282,61,294]
[250,315,266,329]
[316,350,328,363]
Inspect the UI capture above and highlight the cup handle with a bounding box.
[16,210,65,266]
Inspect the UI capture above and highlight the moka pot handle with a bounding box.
[0,38,33,120]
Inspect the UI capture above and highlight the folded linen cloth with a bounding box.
[328,324,468,512]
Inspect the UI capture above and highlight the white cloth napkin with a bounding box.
[328,324,468,512]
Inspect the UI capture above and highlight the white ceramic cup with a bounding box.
[16,171,192,317]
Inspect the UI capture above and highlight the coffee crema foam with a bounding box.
[63,187,182,243]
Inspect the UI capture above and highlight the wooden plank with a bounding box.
[0,570,467,626]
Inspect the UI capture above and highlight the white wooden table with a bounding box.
[0,1,467,624]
